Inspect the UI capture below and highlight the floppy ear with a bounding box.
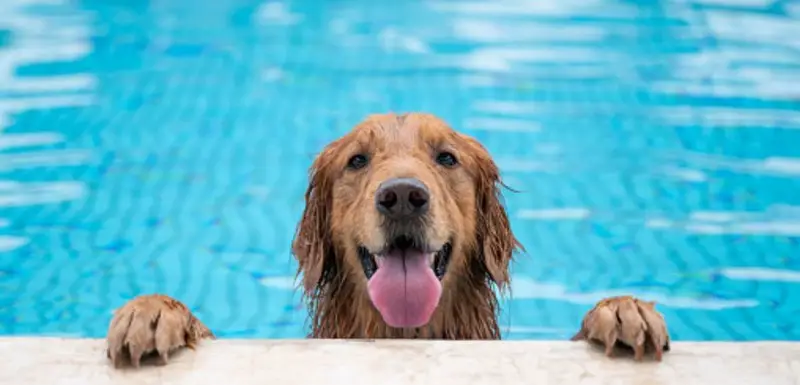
[464,137,523,288]
[292,148,337,294]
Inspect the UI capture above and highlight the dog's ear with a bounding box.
[292,147,337,294]
[463,136,522,288]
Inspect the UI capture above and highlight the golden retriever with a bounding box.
[106,113,671,368]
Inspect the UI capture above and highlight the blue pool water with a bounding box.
[1,0,799,341]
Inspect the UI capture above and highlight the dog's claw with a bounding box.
[572,296,671,362]
[106,294,214,368]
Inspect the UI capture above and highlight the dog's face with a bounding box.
[293,113,519,330]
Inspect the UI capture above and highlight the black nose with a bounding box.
[375,178,430,220]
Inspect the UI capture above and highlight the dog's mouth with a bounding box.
[358,235,452,329]
[358,236,452,281]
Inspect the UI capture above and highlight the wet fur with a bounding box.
[571,296,671,361]
[291,113,523,339]
[106,295,214,368]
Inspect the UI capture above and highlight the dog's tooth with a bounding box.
[429,254,435,267]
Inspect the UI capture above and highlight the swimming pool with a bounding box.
[1,0,799,341]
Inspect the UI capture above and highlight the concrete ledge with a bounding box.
[2,338,799,385]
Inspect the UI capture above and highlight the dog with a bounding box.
[106,113,671,368]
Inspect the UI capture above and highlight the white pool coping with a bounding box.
[2,338,799,385]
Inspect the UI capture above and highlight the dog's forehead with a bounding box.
[354,113,455,148]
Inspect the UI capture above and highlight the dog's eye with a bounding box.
[436,152,458,167]
[347,154,369,170]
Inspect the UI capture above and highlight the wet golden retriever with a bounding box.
[106,113,670,368]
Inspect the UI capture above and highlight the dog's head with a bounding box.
[293,113,521,331]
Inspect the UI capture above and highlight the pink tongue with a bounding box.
[367,250,442,328]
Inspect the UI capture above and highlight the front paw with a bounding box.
[106,294,214,368]
[571,296,671,362]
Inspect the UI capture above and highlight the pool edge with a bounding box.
[2,338,799,384]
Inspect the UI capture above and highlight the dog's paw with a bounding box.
[571,296,671,362]
[106,294,214,368]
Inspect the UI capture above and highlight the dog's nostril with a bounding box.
[378,190,398,210]
[375,178,430,219]
[408,189,428,209]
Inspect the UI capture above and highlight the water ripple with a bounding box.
[1,0,799,341]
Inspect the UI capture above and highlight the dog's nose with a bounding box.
[375,178,430,220]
